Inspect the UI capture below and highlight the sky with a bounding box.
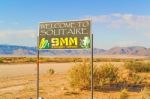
[0,0,150,49]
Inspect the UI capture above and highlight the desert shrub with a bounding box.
[68,61,91,89]
[132,74,144,85]
[29,58,36,62]
[96,63,119,86]
[118,70,144,86]
[68,61,145,90]
[0,58,3,63]
[140,87,150,99]
[119,88,129,99]
[68,61,119,89]
[124,61,150,72]
[48,68,55,75]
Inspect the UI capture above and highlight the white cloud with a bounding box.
[0,29,36,38]
[0,21,20,25]
[0,29,36,46]
[82,13,150,29]
[82,13,150,39]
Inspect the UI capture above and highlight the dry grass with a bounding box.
[0,57,149,64]
[124,61,150,72]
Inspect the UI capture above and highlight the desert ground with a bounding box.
[0,57,150,99]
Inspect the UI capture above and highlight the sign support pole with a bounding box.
[91,34,93,99]
[37,37,39,99]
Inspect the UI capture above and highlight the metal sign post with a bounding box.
[91,34,93,99]
[37,37,40,99]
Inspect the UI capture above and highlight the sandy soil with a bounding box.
[0,63,75,78]
[0,62,149,99]
[0,62,124,78]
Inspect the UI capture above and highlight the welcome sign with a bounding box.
[39,20,91,49]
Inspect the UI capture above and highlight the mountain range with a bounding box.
[0,45,150,56]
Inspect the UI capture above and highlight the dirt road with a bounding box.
[0,63,75,78]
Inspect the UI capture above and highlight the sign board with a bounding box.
[39,20,91,49]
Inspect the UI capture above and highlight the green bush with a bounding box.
[118,69,144,86]
[68,61,91,89]
[48,68,55,75]
[95,63,119,86]
[119,88,129,99]
[68,62,119,89]
[0,58,3,63]
[132,74,144,85]
[124,61,150,72]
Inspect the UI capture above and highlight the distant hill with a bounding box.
[0,45,150,56]
[0,45,36,55]
[105,46,150,56]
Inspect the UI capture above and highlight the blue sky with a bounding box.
[0,0,150,49]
